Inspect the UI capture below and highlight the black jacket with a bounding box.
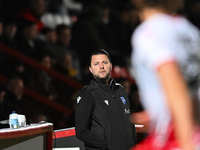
[75,77,136,150]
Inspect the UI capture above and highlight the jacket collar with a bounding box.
[92,77,116,92]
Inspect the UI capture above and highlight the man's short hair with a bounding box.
[89,49,112,66]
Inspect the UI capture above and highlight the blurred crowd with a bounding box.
[0,0,199,130]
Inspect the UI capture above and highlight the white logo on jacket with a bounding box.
[77,96,82,103]
[104,100,109,105]
[125,109,130,114]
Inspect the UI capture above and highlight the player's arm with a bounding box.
[157,61,194,150]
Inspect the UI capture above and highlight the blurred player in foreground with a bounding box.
[130,0,200,149]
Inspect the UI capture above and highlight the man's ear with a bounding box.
[89,67,92,73]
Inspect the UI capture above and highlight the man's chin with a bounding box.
[99,75,107,79]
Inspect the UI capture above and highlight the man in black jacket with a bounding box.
[75,49,136,150]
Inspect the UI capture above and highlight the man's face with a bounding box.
[12,80,24,98]
[24,24,38,40]
[89,54,112,82]
[59,29,71,46]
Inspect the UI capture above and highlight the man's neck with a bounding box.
[139,7,166,22]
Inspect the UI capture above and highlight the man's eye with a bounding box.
[94,63,98,65]
[103,61,108,64]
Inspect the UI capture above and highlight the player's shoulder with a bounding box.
[133,14,190,44]
[174,16,200,38]
[133,15,165,42]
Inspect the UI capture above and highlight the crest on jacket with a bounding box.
[120,97,126,104]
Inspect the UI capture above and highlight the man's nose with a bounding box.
[99,63,104,68]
